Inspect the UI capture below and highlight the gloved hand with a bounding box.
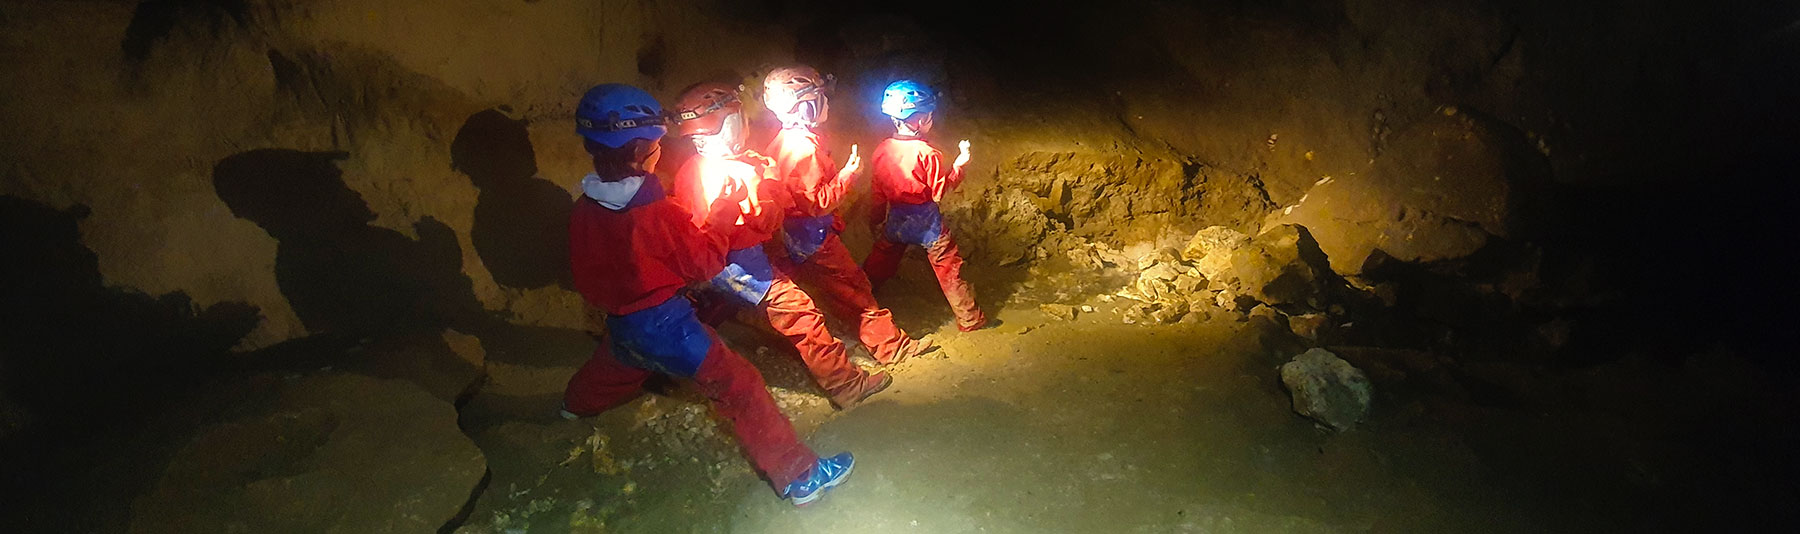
[705,178,749,228]
[744,177,789,234]
[953,140,971,169]
[717,176,748,205]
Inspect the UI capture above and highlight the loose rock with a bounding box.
[1040,303,1078,321]
[1182,226,1251,263]
[1279,348,1373,432]
[1249,304,1286,324]
[1190,224,1333,308]
[1287,313,1332,341]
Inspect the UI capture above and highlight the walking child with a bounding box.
[761,65,937,364]
[559,83,853,505]
[864,80,988,331]
[666,81,894,409]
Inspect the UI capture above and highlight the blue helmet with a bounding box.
[881,79,936,120]
[575,83,669,148]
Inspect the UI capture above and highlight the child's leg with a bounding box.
[759,273,868,392]
[861,237,908,290]
[795,235,908,363]
[563,343,653,416]
[689,327,819,493]
[925,234,987,331]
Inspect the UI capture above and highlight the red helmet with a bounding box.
[762,65,831,116]
[673,82,744,137]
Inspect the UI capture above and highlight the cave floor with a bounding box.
[449,266,1721,534]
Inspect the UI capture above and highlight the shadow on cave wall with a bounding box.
[121,0,249,65]
[0,196,261,428]
[212,149,496,338]
[0,195,261,530]
[451,108,573,290]
[211,149,532,405]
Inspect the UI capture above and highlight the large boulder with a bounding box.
[131,374,487,534]
[1279,348,1373,432]
[1268,108,1549,275]
[1181,226,1252,264]
[966,187,1053,266]
[1188,224,1334,308]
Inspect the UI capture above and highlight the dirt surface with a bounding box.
[448,263,1792,533]
[4,1,1797,531]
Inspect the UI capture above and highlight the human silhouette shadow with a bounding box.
[452,108,573,290]
[0,196,261,424]
[213,149,495,339]
[0,195,260,531]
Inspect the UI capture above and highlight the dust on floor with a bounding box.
[452,286,1692,533]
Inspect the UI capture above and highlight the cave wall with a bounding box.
[931,0,1762,200]
[0,0,791,348]
[3,0,1789,353]
[818,0,1784,277]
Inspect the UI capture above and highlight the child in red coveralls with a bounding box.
[558,83,852,506]
[664,81,893,409]
[760,65,937,365]
[864,79,988,331]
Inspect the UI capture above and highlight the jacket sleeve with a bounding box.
[743,170,791,236]
[810,148,853,213]
[668,168,714,228]
[945,153,966,193]
[919,147,953,203]
[655,202,730,283]
[778,138,849,214]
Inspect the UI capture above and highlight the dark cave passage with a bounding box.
[2,1,1798,532]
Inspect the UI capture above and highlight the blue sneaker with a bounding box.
[785,452,855,506]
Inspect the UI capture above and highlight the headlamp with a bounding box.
[577,115,671,132]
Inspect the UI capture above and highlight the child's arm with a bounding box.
[945,139,971,193]
[743,172,790,236]
[815,144,860,212]
[665,179,751,283]
[926,140,972,202]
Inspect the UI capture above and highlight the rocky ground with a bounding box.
[6,206,1794,533]
[3,1,1797,532]
[434,229,1795,533]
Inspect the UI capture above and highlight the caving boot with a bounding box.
[879,335,938,366]
[558,401,583,421]
[827,371,892,409]
[785,452,855,506]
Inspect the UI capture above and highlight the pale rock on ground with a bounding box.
[1279,348,1373,432]
[130,374,487,534]
[1182,224,1335,310]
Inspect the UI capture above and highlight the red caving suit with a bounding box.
[864,137,987,331]
[668,151,872,394]
[765,127,912,363]
[562,172,815,490]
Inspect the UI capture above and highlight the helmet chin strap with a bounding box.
[781,100,823,129]
[695,135,745,158]
[894,115,928,139]
[696,111,748,157]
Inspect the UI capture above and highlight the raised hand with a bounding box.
[716,176,748,206]
[837,144,862,182]
[953,139,971,169]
